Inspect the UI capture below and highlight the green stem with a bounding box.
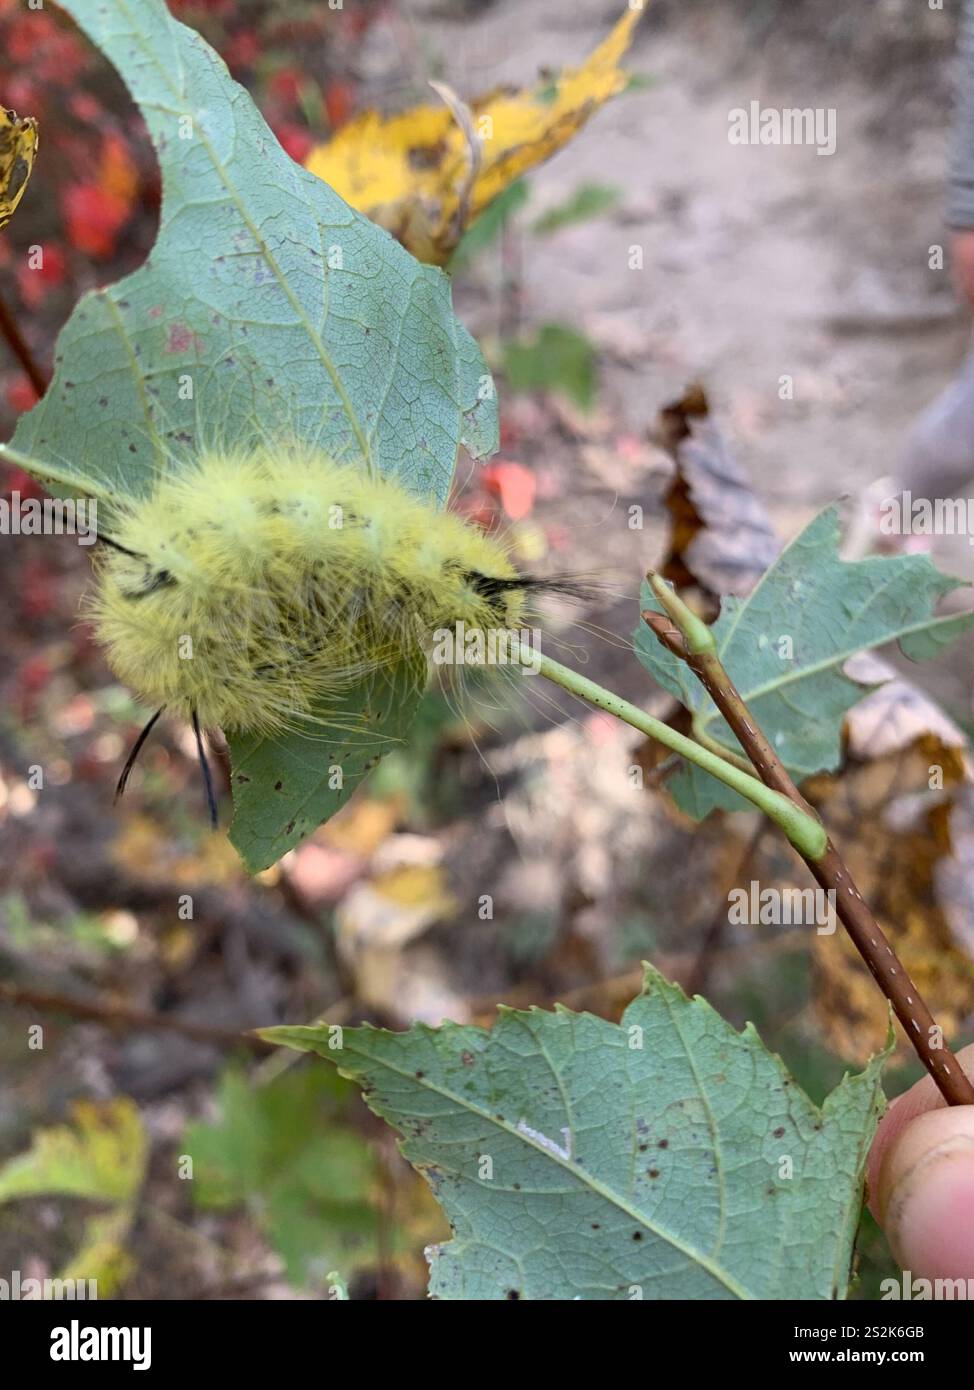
[0,443,116,505]
[647,571,717,655]
[690,716,754,775]
[520,644,827,861]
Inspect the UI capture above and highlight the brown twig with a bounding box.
[0,979,273,1050]
[642,593,974,1108]
[0,287,48,398]
[686,821,767,997]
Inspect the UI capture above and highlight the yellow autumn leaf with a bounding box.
[111,812,241,888]
[0,105,38,232]
[322,793,404,856]
[305,5,644,264]
[0,1097,147,1297]
[59,1208,137,1296]
[337,862,457,951]
[0,1097,147,1205]
[335,859,460,1018]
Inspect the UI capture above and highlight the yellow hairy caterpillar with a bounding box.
[77,443,589,823]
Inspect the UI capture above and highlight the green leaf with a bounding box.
[185,1067,387,1287]
[450,179,530,270]
[20,0,496,502]
[635,505,974,818]
[263,965,889,1301]
[502,323,597,411]
[14,0,498,870]
[621,73,659,95]
[0,1098,146,1293]
[229,660,424,872]
[532,182,622,235]
[0,1098,147,1205]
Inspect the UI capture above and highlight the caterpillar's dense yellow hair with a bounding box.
[89,444,530,735]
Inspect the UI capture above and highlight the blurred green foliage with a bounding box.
[186,1066,403,1289]
[503,323,597,411]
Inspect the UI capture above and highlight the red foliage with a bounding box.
[18,559,57,621]
[223,27,262,71]
[5,380,40,415]
[272,121,314,164]
[324,79,355,130]
[481,460,537,520]
[61,182,131,260]
[17,655,52,702]
[268,66,305,105]
[3,468,44,500]
[0,0,370,441]
[169,0,237,16]
[16,245,68,309]
[4,14,87,90]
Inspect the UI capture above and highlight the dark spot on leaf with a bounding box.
[506,1290,520,1301]
[773,1127,785,1139]
[658,1139,669,1149]
[648,1169,659,1179]
[274,781,283,791]
[591,1223,600,1230]
[632,1231,643,1241]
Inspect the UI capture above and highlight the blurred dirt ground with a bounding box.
[1,0,973,1299]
